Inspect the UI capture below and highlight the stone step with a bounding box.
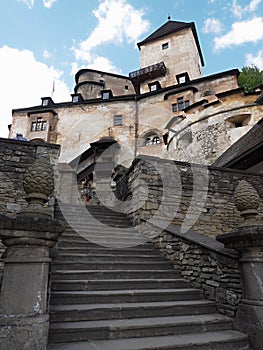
[64,217,131,226]
[56,253,165,263]
[58,237,147,247]
[48,330,249,350]
[59,240,147,249]
[48,313,233,343]
[56,246,162,256]
[51,269,181,280]
[50,288,203,305]
[61,230,146,241]
[50,300,217,322]
[52,261,173,271]
[51,278,190,291]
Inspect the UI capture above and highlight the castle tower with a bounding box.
[129,19,205,94]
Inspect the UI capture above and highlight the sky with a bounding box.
[1,0,263,138]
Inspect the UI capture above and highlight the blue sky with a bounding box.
[1,0,263,137]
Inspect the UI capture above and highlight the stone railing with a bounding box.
[217,180,263,350]
[0,150,64,350]
[0,138,60,289]
[115,155,263,235]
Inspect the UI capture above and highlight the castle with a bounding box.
[8,19,263,176]
[1,18,263,350]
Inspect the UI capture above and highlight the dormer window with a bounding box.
[162,42,169,50]
[71,93,83,103]
[41,97,54,107]
[148,81,161,92]
[101,90,113,100]
[176,72,190,84]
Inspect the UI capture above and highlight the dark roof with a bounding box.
[213,118,263,168]
[12,69,239,114]
[138,20,205,67]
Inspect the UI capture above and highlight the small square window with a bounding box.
[42,99,49,106]
[178,76,186,84]
[102,92,110,99]
[114,115,122,126]
[125,85,129,90]
[162,43,169,50]
[72,95,79,103]
[150,84,157,92]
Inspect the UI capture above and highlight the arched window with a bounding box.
[144,133,161,146]
[152,136,160,144]
[145,137,152,146]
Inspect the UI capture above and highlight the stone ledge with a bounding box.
[149,219,239,259]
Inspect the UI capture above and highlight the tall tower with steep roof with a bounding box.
[130,19,204,94]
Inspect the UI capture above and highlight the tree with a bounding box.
[238,65,263,92]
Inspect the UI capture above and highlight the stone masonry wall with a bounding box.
[116,155,263,235]
[140,221,241,317]
[0,138,60,285]
[115,155,263,316]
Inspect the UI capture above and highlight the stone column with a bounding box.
[0,158,64,350]
[56,162,80,204]
[217,180,263,350]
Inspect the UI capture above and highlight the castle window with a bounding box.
[144,133,161,146]
[101,89,113,100]
[172,97,190,112]
[162,42,169,50]
[125,85,129,90]
[176,72,190,84]
[72,95,79,103]
[152,136,160,144]
[114,115,123,126]
[31,117,47,132]
[102,91,110,99]
[42,99,49,106]
[148,81,161,92]
[178,76,186,84]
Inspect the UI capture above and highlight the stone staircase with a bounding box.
[48,204,250,350]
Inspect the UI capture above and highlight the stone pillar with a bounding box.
[56,163,80,204]
[0,158,64,350]
[217,180,263,350]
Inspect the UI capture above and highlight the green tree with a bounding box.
[238,65,263,92]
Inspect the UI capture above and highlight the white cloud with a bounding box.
[43,0,57,8]
[232,0,262,18]
[19,0,34,9]
[214,17,263,50]
[246,50,263,69]
[73,0,150,66]
[0,46,70,138]
[18,0,57,8]
[203,18,223,34]
[43,49,52,59]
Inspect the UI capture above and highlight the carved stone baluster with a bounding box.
[217,180,263,350]
[0,157,64,350]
